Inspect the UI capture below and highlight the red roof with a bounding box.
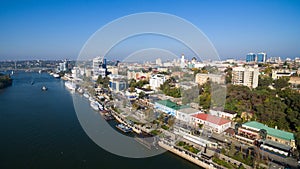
[192,113,231,126]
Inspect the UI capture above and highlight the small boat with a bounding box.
[83,93,89,98]
[77,87,84,94]
[90,101,100,111]
[65,81,76,91]
[41,86,48,91]
[53,73,60,78]
[116,124,132,133]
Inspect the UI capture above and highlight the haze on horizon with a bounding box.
[0,0,300,61]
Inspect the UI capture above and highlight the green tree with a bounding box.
[274,77,290,89]
[258,76,272,87]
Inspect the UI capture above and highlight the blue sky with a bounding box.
[0,0,299,60]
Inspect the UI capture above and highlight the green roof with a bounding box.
[156,99,189,110]
[243,121,295,141]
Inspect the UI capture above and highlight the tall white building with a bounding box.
[232,66,259,88]
[180,54,185,68]
[156,58,162,66]
[92,56,106,80]
[149,74,166,90]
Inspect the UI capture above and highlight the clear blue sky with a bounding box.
[0,0,300,60]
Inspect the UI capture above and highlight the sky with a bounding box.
[0,0,300,61]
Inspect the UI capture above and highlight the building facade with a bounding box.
[195,73,225,85]
[246,53,256,62]
[191,113,232,134]
[93,56,107,80]
[257,52,267,63]
[237,121,296,149]
[149,74,166,90]
[232,66,259,88]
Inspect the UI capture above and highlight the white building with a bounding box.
[149,74,166,90]
[93,56,106,80]
[209,110,237,120]
[271,69,295,80]
[232,66,259,88]
[176,107,202,122]
[155,100,201,122]
[156,58,162,66]
[191,113,231,134]
[180,54,185,68]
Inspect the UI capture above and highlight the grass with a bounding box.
[177,141,200,154]
[150,129,161,135]
[213,157,236,169]
[161,124,169,130]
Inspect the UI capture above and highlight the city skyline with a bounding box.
[0,0,300,60]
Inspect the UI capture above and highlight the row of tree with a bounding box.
[199,76,300,150]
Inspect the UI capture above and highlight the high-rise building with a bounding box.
[257,52,267,63]
[232,66,259,88]
[246,53,256,62]
[156,58,162,66]
[93,56,107,80]
[180,54,185,68]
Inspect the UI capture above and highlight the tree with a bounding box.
[138,91,146,99]
[224,67,232,84]
[274,77,290,89]
[258,76,272,87]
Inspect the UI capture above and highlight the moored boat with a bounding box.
[90,101,100,111]
[65,81,76,91]
[53,73,60,78]
[83,93,89,98]
[116,124,132,133]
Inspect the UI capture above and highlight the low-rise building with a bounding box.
[155,99,201,122]
[149,74,166,90]
[272,69,295,80]
[176,107,202,122]
[109,75,128,92]
[237,121,296,150]
[191,113,231,134]
[209,110,237,120]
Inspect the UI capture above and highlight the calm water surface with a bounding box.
[0,72,200,169]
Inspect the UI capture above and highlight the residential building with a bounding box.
[127,70,150,81]
[191,113,231,134]
[149,74,166,90]
[232,66,259,88]
[93,56,107,80]
[195,73,225,85]
[209,110,237,120]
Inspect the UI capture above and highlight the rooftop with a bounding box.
[243,121,295,141]
[192,113,231,126]
[156,99,189,110]
[177,107,200,114]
